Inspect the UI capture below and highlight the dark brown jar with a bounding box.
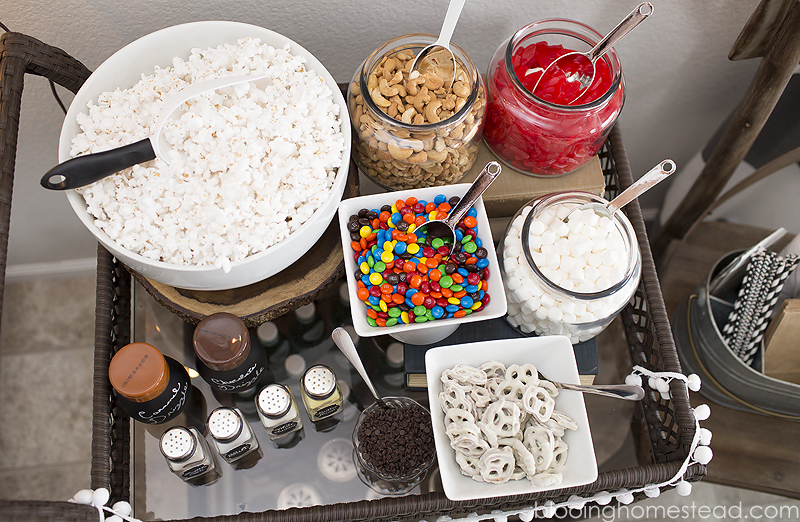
[193,312,267,394]
[109,342,192,425]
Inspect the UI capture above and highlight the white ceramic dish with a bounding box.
[337,184,507,345]
[425,336,598,501]
[58,21,351,291]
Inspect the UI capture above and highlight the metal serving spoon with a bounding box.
[332,327,388,408]
[564,159,676,223]
[408,0,467,92]
[41,74,271,190]
[414,161,501,256]
[538,369,644,401]
[531,2,653,105]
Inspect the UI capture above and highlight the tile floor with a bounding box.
[1,274,800,521]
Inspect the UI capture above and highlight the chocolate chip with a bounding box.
[357,402,434,477]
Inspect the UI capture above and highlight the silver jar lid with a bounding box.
[207,407,243,442]
[302,365,336,399]
[258,384,292,419]
[160,427,196,462]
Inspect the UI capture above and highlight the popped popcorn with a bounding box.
[72,37,345,271]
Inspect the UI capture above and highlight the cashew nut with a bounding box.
[371,88,392,108]
[408,151,428,164]
[379,78,399,97]
[388,142,413,160]
[453,81,471,98]
[425,99,443,124]
[401,107,416,124]
[424,73,445,91]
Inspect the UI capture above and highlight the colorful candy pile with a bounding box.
[347,194,492,327]
[484,41,624,176]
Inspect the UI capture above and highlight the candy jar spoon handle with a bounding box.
[331,327,388,408]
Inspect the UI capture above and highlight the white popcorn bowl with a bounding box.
[58,21,351,291]
[338,184,507,345]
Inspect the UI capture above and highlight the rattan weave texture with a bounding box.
[0,31,704,522]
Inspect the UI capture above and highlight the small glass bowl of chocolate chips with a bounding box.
[352,396,436,495]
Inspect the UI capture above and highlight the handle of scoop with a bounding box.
[40,139,156,190]
[587,2,653,62]
[606,159,675,214]
[445,161,501,227]
[331,327,386,407]
[555,382,645,401]
[435,0,467,47]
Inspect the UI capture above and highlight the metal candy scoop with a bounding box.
[415,161,501,256]
[564,159,675,223]
[331,327,388,408]
[408,0,467,92]
[531,2,653,105]
[41,74,270,190]
[537,369,644,401]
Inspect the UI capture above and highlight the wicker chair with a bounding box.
[0,31,97,522]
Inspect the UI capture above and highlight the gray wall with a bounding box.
[4,0,761,266]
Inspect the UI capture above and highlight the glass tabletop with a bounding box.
[131,278,436,520]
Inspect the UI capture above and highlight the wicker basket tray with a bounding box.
[0,31,704,522]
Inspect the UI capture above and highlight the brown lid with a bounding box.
[109,343,170,402]
[193,312,250,371]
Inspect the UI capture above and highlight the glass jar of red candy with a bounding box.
[484,19,625,176]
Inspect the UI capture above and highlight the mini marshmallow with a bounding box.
[581,210,600,227]
[587,252,603,268]
[560,300,576,314]
[528,219,546,236]
[551,220,570,237]
[559,255,576,272]
[584,265,601,282]
[547,307,563,322]
[568,267,585,283]
[546,253,561,270]
[541,230,557,246]
[567,218,584,235]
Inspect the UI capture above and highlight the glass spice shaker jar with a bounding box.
[499,191,641,343]
[300,364,343,422]
[256,383,304,440]
[484,19,625,176]
[348,33,486,190]
[207,407,261,467]
[108,342,192,425]
[193,312,267,394]
[160,426,220,486]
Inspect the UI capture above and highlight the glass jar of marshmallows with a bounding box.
[499,191,641,343]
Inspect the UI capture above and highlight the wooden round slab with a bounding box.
[129,165,359,328]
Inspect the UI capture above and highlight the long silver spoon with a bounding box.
[538,369,645,401]
[414,161,501,256]
[331,327,388,408]
[531,2,653,105]
[564,159,676,223]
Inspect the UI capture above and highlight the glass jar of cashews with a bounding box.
[348,34,486,190]
[499,191,641,343]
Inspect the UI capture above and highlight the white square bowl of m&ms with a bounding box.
[338,184,507,345]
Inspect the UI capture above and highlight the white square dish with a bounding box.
[337,184,507,345]
[425,336,598,501]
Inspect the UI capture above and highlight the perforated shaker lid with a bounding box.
[207,407,243,442]
[108,343,169,403]
[302,365,337,399]
[193,312,251,371]
[258,384,292,418]
[160,426,196,461]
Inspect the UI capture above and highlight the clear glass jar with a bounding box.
[348,33,486,190]
[484,19,625,176]
[499,191,641,343]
